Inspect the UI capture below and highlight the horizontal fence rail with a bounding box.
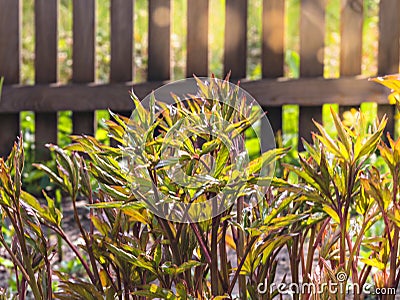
[0,78,391,112]
[0,0,399,158]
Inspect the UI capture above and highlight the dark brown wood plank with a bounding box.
[377,104,395,138]
[148,0,170,81]
[340,0,363,76]
[0,0,20,83]
[72,0,95,136]
[377,0,400,138]
[110,0,133,83]
[299,0,325,150]
[264,107,282,136]
[0,0,20,157]
[339,0,363,117]
[378,0,400,76]
[299,0,325,77]
[35,0,58,83]
[72,113,95,137]
[0,78,391,112]
[72,111,95,135]
[186,0,208,77]
[262,0,284,79]
[262,0,285,134]
[224,0,247,79]
[34,0,58,161]
[110,0,134,141]
[0,113,19,157]
[73,0,95,83]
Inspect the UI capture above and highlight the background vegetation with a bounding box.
[18,0,394,157]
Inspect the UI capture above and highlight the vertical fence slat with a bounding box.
[340,0,363,76]
[110,0,134,145]
[0,0,20,83]
[110,0,133,83]
[262,0,284,135]
[299,0,325,77]
[262,0,284,79]
[298,0,325,150]
[339,0,363,115]
[377,0,400,138]
[187,0,208,77]
[72,0,95,135]
[0,0,20,157]
[35,0,58,83]
[224,0,247,80]
[35,0,58,161]
[148,0,170,81]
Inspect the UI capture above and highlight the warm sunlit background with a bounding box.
[18,0,392,171]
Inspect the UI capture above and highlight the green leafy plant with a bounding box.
[0,139,54,299]
[283,108,388,299]
[0,77,293,299]
[42,77,291,299]
[1,76,400,299]
[272,75,400,300]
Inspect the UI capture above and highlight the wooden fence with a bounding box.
[0,0,398,160]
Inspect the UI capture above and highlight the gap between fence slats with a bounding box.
[377,0,400,138]
[298,0,325,150]
[72,0,95,136]
[186,0,208,77]
[0,0,20,157]
[224,0,247,80]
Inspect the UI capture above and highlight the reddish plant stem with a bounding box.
[237,196,246,299]
[388,171,399,298]
[228,236,257,295]
[219,221,229,292]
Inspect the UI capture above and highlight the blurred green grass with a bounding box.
[18,0,396,163]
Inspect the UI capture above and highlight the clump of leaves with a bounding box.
[0,138,54,299]
[276,94,399,299]
[50,77,292,299]
[2,75,399,300]
[1,77,297,299]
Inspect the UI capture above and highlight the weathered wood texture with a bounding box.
[72,0,95,137]
[0,0,20,157]
[110,0,133,83]
[262,0,285,135]
[224,0,247,79]
[34,0,58,161]
[0,78,389,112]
[148,0,170,81]
[299,0,325,149]
[377,0,400,138]
[110,0,134,127]
[339,0,363,117]
[340,0,363,76]
[187,0,208,77]
[0,0,398,158]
